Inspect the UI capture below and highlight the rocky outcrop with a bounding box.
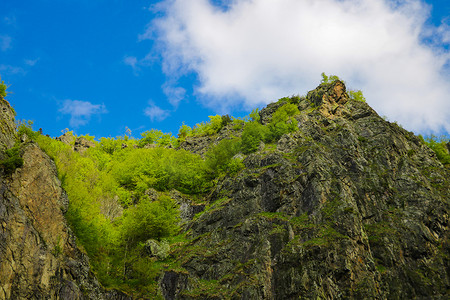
[0,99,130,299]
[0,97,16,156]
[160,81,449,299]
[56,133,95,154]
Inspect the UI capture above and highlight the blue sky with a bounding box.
[1,0,449,139]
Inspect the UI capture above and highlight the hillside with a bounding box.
[1,80,449,299]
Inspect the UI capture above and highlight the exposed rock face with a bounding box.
[0,100,130,299]
[74,137,95,153]
[0,97,16,155]
[160,82,449,299]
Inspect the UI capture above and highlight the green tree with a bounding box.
[267,103,299,141]
[205,138,243,175]
[241,122,270,154]
[120,195,179,246]
[0,76,8,98]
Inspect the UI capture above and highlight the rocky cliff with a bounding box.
[160,81,449,299]
[1,80,449,299]
[0,96,130,299]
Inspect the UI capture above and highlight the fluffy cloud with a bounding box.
[144,102,170,121]
[150,0,450,134]
[59,100,107,127]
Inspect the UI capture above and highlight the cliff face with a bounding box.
[0,97,129,299]
[1,81,449,299]
[161,82,449,299]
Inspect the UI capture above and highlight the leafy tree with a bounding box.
[321,72,341,84]
[178,122,193,140]
[241,121,270,154]
[205,138,243,175]
[120,195,179,246]
[267,103,299,141]
[348,90,366,102]
[139,129,177,148]
[424,135,450,166]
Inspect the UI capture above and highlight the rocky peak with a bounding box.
[160,82,449,299]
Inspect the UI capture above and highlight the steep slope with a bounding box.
[159,81,449,299]
[0,96,130,299]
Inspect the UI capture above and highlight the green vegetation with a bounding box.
[178,114,232,140]
[16,116,250,295]
[423,135,450,167]
[0,76,8,98]
[0,143,23,174]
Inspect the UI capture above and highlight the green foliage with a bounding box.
[139,129,177,148]
[321,72,341,84]
[267,103,299,141]
[178,122,192,140]
[249,108,260,122]
[111,147,211,196]
[17,120,39,140]
[180,115,232,139]
[0,76,8,98]
[278,95,302,105]
[241,121,270,154]
[349,90,366,102]
[121,195,179,246]
[424,135,450,166]
[0,144,23,174]
[205,138,243,175]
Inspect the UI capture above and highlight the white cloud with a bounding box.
[0,35,12,51]
[24,58,39,66]
[124,55,139,73]
[144,102,170,121]
[151,0,450,134]
[59,99,107,127]
[162,83,186,107]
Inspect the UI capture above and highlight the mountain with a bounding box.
[1,80,449,299]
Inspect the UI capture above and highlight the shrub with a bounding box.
[0,76,7,98]
[349,90,366,102]
[241,121,270,154]
[267,103,299,141]
[17,120,39,140]
[120,195,179,246]
[0,144,23,174]
[205,138,243,175]
[424,135,450,166]
[321,72,341,84]
[139,129,177,148]
[178,123,192,140]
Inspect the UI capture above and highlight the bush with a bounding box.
[241,121,270,154]
[267,103,299,141]
[0,145,23,174]
[139,129,177,148]
[120,195,179,246]
[321,72,341,84]
[0,76,7,98]
[424,135,450,166]
[205,138,243,175]
[17,120,39,140]
[349,90,366,102]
